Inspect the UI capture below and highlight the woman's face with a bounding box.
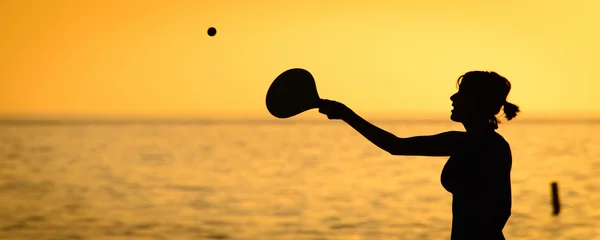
[451,75,508,124]
[450,90,464,122]
[450,87,479,123]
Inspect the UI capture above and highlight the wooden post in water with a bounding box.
[551,182,560,216]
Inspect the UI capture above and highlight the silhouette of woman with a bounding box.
[318,71,520,240]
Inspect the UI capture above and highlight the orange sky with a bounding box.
[1,0,599,119]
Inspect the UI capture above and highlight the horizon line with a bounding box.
[1,117,600,125]
[1,110,600,124]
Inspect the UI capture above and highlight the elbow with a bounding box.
[386,147,401,156]
[388,149,407,156]
[384,138,405,156]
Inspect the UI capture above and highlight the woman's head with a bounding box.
[450,71,520,129]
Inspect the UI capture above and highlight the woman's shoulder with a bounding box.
[493,132,511,150]
[465,132,512,156]
[488,133,513,169]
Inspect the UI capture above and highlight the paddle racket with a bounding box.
[266,68,323,118]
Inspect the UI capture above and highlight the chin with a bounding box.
[450,112,462,123]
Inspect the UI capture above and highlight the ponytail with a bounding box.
[503,101,520,120]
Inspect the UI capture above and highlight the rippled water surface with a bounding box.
[1,120,599,240]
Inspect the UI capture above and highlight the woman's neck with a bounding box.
[462,119,495,133]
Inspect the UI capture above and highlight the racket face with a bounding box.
[266,68,320,118]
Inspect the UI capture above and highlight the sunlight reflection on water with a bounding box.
[0,121,599,240]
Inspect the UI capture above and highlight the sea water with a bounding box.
[1,120,599,240]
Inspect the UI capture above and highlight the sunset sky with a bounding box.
[1,0,599,119]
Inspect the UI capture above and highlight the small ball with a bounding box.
[207,27,217,36]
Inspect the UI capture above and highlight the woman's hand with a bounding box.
[318,99,352,120]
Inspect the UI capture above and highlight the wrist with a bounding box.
[341,107,357,122]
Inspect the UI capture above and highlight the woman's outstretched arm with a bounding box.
[342,109,464,156]
[341,109,402,154]
[318,99,464,156]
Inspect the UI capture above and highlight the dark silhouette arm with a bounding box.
[342,110,465,156]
